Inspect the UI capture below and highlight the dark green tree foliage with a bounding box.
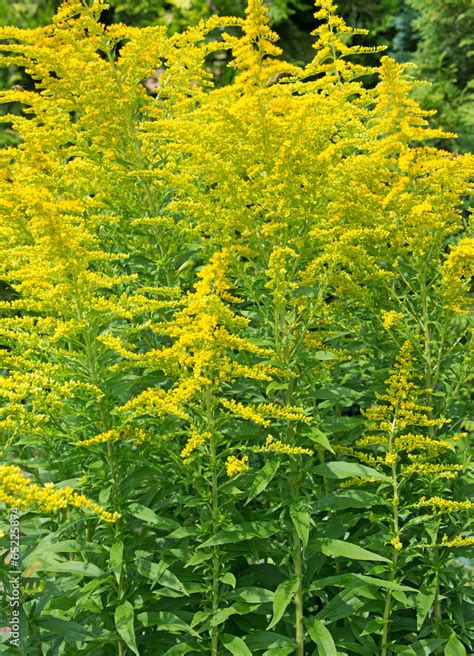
[405,0,474,152]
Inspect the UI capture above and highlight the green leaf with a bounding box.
[313,462,390,482]
[115,601,139,656]
[198,522,280,548]
[210,605,252,627]
[315,490,380,511]
[310,573,416,593]
[312,538,389,562]
[222,634,253,656]
[137,611,196,635]
[233,587,274,604]
[128,503,179,530]
[312,387,359,401]
[110,541,123,586]
[36,618,98,643]
[262,647,294,656]
[220,572,237,588]
[316,589,366,622]
[266,381,289,394]
[306,618,337,655]
[268,577,299,630]
[444,633,467,656]
[245,459,280,505]
[401,639,444,655]
[313,351,337,361]
[45,561,104,577]
[186,551,213,567]
[136,558,187,594]
[163,646,194,656]
[308,428,335,453]
[416,585,436,631]
[290,505,311,548]
[245,632,295,650]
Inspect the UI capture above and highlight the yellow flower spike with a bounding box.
[181,429,211,460]
[381,310,403,330]
[220,398,271,427]
[220,399,310,427]
[225,455,249,477]
[390,537,403,551]
[439,535,474,548]
[438,237,474,314]
[0,464,119,522]
[262,435,314,457]
[417,496,473,514]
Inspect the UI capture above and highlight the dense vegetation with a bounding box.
[0,0,472,654]
[1,0,473,150]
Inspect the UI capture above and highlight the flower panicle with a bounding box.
[0,464,119,522]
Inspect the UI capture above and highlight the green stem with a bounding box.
[381,409,401,656]
[72,278,124,656]
[433,551,443,653]
[381,553,399,656]
[290,459,304,656]
[206,391,220,656]
[211,433,220,655]
[285,353,304,654]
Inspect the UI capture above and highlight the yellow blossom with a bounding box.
[225,455,249,477]
[417,497,473,514]
[262,435,313,456]
[390,537,403,551]
[381,310,403,330]
[440,535,474,548]
[0,464,119,522]
[181,429,211,460]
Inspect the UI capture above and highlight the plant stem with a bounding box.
[433,551,443,654]
[280,300,305,655]
[73,279,124,656]
[204,387,221,656]
[290,458,305,656]
[381,553,399,656]
[210,430,220,656]
[381,408,401,656]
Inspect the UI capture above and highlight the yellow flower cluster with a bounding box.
[393,433,452,455]
[181,429,211,460]
[120,379,203,421]
[402,463,464,479]
[258,402,311,424]
[220,398,271,427]
[438,238,474,314]
[76,427,147,447]
[381,310,403,330]
[225,455,249,477]
[339,477,380,489]
[265,247,298,308]
[262,436,314,456]
[220,398,310,427]
[390,537,403,551]
[417,497,473,514]
[440,534,474,548]
[0,465,119,522]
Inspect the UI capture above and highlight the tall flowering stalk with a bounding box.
[338,342,471,654]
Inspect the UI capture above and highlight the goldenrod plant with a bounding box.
[0,0,472,653]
